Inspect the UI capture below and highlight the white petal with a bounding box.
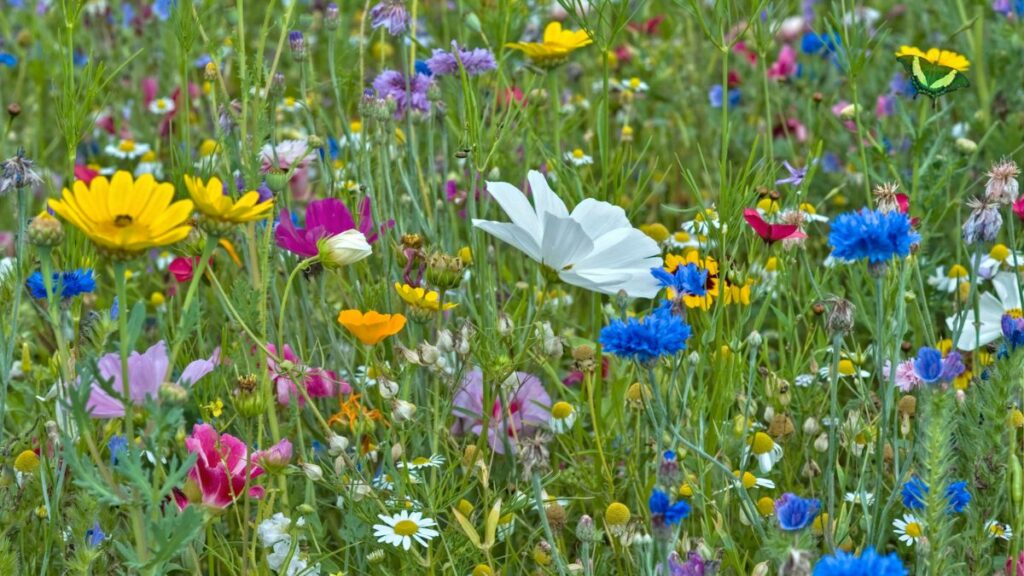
[574,228,661,270]
[527,170,568,221]
[569,198,631,240]
[472,220,542,262]
[484,180,542,242]
[541,213,595,270]
[993,272,1022,310]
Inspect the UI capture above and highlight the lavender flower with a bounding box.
[369,0,409,36]
[371,70,434,118]
[426,41,497,76]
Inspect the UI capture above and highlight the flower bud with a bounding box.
[300,462,323,481]
[955,137,977,154]
[498,313,514,336]
[417,342,440,365]
[265,168,289,193]
[436,329,454,353]
[814,433,829,453]
[392,399,416,422]
[377,377,399,399]
[575,515,598,543]
[802,417,820,436]
[317,230,372,269]
[254,439,293,474]
[324,3,340,30]
[288,31,307,61]
[27,211,64,247]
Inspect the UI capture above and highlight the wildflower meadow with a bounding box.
[2,0,1024,574]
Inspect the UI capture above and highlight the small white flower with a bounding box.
[794,373,817,388]
[843,491,875,505]
[928,265,969,293]
[373,511,439,550]
[734,470,775,490]
[744,432,783,473]
[985,519,1013,540]
[277,96,304,114]
[317,230,372,269]
[565,148,593,166]
[798,202,829,222]
[549,401,577,434]
[147,97,176,115]
[978,243,1024,278]
[105,139,150,160]
[622,76,649,93]
[893,513,925,547]
[397,454,445,470]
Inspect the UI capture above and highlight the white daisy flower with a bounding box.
[622,77,649,93]
[373,511,439,550]
[744,432,783,473]
[277,96,304,114]
[843,491,875,505]
[798,203,829,222]
[818,359,870,380]
[472,170,662,298]
[985,519,1013,541]
[549,401,577,434]
[794,373,817,388]
[734,470,776,490]
[565,148,593,166]
[978,243,1024,279]
[147,97,176,115]
[105,139,150,160]
[928,265,969,293]
[893,514,925,547]
[946,271,1022,350]
[397,454,445,470]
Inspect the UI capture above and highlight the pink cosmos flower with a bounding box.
[767,45,798,80]
[450,369,551,454]
[175,423,265,510]
[85,341,219,419]
[266,344,351,406]
[275,197,383,258]
[884,359,922,392]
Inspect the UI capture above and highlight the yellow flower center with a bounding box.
[118,140,136,152]
[351,120,363,133]
[734,470,757,489]
[756,496,774,516]
[628,77,641,89]
[552,401,573,419]
[114,214,134,227]
[156,100,167,110]
[412,456,430,465]
[678,483,693,497]
[393,519,419,536]
[905,521,923,538]
[990,524,1006,537]
[756,198,779,214]
[572,148,585,159]
[838,359,856,376]
[749,432,773,455]
[947,265,968,278]
[800,203,817,215]
[674,231,691,243]
[14,450,39,474]
[1006,308,1024,319]
[990,244,1010,262]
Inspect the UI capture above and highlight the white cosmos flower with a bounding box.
[472,170,662,298]
[373,511,439,550]
[946,271,1022,350]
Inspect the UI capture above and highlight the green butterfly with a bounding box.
[896,54,970,101]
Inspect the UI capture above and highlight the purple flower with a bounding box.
[450,369,551,454]
[275,197,382,258]
[662,551,708,576]
[426,41,497,76]
[912,347,964,385]
[371,70,434,118]
[85,341,219,419]
[774,493,820,530]
[369,0,409,36]
[775,161,807,187]
[1003,314,1024,350]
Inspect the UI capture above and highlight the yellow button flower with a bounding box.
[337,310,407,345]
[394,282,457,312]
[14,449,39,474]
[184,175,273,224]
[506,22,592,68]
[895,46,970,72]
[48,171,193,255]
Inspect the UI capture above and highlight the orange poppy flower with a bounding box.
[337,309,407,345]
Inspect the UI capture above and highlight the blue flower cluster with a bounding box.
[774,493,821,531]
[651,263,708,297]
[812,547,907,576]
[912,347,965,384]
[599,304,692,364]
[900,476,971,513]
[649,488,691,527]
[827,209,919,265]
[26,268,96,300]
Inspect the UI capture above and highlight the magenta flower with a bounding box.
[275,197,381,258]
[767,44,798,80]
[450,369,551,454]
[266,343,351,406]
[86,341,218,419]
[175,423,265,510]
[252,438,293,473]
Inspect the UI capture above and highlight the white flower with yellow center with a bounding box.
[797,202,828,222]
[985,519,1013,540]
[732,470,775,490]
[818,359,870,380]
[928,265,969,293]
[979,243,1024,278]
[565,148,593,167]
[744,432,783,473]
[373,511,439,550]
[893,514,925,547]
[549,401,577,433]
[946,271,1023,350]
[105,139,150,160]
[277,96,304,113]
[624,77,649,93]
[843,491,875,505]
[147,97,176,116]
[397,454,445,470]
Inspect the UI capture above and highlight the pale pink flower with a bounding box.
[451,369,551,454]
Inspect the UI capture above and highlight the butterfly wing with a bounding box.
[743,209,772,241]
[903,56,970,99]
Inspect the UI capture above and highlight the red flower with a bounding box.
[169,256,212,283]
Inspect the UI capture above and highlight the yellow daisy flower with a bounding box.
[506,22,592,68]
[48,171,193,255]
[184,175,273,226]
[895,46,970,72]
[664,251,719,309]
[394,283,457,313]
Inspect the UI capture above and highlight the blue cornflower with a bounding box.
[649,488,691,526]
[599,305,692,364]
[709,84,741,108]
[153,0,175,21]
[26,268,96,300]
[0,52,16,68]
[108,435,128,466]
[651,264,708,297]
[1002,315,1024,351]
[85,521,106,548]
[801,32,842,55]
[901,476,971,513]
[912,347,943,383]
[812,546,908,576]
[774,493,820,531]
[414,59,433,77]
[827,209,919,265]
